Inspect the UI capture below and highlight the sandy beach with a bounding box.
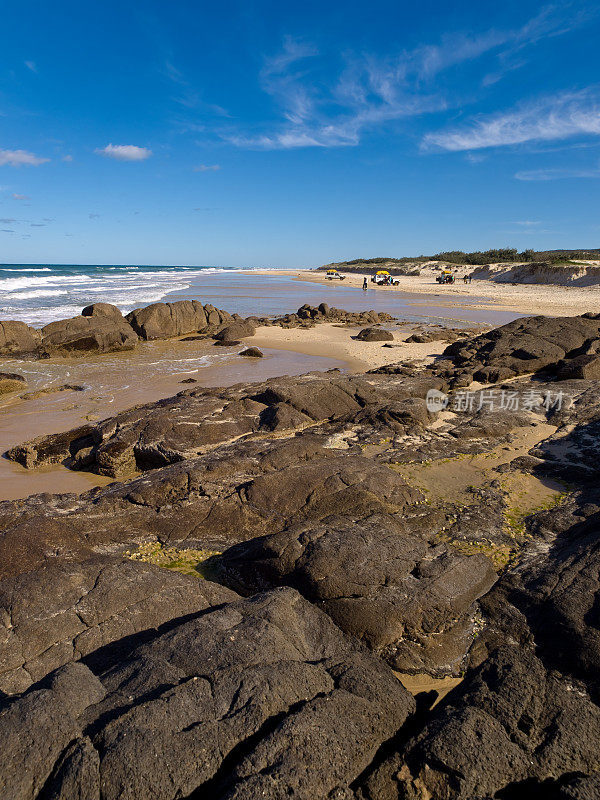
[2,265,599,501]
[252,266,600,317]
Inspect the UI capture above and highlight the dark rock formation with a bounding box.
[239,347,264,357]
[0,587,414,800]
[214,320,255,341]
[443,313,600,383]
[217,514,496,675]
[556,353,600,380]
[126,300,232,340]
[0,556,236,695]
[359,646,600,800]
[40,315,138,357]
[3,315,600,797]
[81,302,124,320]
[272,304,394,329]
[0,320,41,357]
[6,371,437,476]
[356,326,394,342]
[0,442,422,581]
[0,371,27,394]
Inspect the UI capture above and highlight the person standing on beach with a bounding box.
[363,277,368,291]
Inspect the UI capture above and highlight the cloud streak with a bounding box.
[423,89,600,151]
[193,164,220,172]
[0,149,49,167]
[515,160,600,180]
[96,144,152,161]
[224,4,595,150]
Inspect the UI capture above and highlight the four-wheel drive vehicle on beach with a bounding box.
[326,270,346,280]
[436,270,455,284]
[371,270,399,286]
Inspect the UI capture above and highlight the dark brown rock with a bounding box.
[0,588,414,800]
[0,320,41,357]
[367,647,600,800]
[444,313,600,383]
[40,315,138,357]
[81,302,124,320]
[356,326,394,342]
[214,320,255,342]
[0,556,237,695]
[556,354,600,380]
[217,514,497,674]
[239,347,264,357]
[126,300,232,340]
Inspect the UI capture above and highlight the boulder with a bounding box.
[356,326,394,342]
[81,302,124,320]
[556,354,600,380]
[239,347,263,358]
[0,320,41,357]
[0,371,27,394]
[214,320,255,342]
[39,315,138,357]
[444,313,600,383]
[126,300,232,340]
[0,588,414,800]
[217,515,497,675]
[364,647,600,800]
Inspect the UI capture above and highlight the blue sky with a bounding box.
[1,0,599,266]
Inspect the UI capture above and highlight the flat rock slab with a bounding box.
[0,440,422,580]
[6,371,441,477]
[0,556,236,695]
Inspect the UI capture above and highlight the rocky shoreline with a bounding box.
[0,299,393,362]
[1,310,600,797]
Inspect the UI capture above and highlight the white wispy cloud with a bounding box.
[0,149,49,167]
[193,164,220,172]
[224,5,594,150]
[515,161,600,180]
[423,89,600,151]
[12,193,29,200]
[25,60,37,73]
[62,154,73,162]
[96,144,152,161]
[163,59,230,117]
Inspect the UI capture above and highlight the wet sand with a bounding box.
[251,321,454,372]
[0,339,347,500]
[252,267,600,318]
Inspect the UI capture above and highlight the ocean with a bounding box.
[0,264,263,327]
[0,263,515,328]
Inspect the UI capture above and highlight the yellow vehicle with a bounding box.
[436,269,455,284]
[371,270,398,285]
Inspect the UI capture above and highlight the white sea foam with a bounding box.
[0,267,52,272]
[0,265,266,327]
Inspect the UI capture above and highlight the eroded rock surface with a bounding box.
[2,314,600,797]
[0,557,236,695]
[217,514,496,675]
[0,587,414,800]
